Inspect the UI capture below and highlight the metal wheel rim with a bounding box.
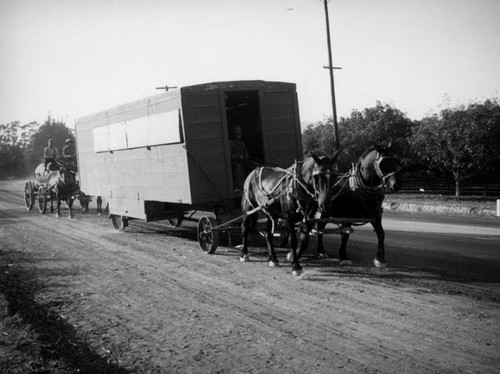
[197,216,218,253]
[38,187,46,213]
[24,181,34,211]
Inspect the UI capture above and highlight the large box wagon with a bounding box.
[75,80,304,247]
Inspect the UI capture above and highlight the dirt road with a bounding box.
[1,179,499,373]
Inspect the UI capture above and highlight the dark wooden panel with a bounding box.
[181,89,232,204]
[260,90,303,168]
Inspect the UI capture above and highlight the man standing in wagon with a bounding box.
[43,139,59,171]
[62,138,77,172]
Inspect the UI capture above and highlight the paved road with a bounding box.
[317,211,500,283]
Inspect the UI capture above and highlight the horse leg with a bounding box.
[289,220,303,276]
[49,190,54,213]
[296,222,311,260]
[316,222,327,258]
[372,215,387,268]
[338,230,352,266]
[56,193,62,218]
[240,213,256,262]
[68,195,74,218]
[264,218,280,267]
[97,196,103,215]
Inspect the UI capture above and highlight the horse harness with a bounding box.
[349,151,397,198]
[242,160,330,226]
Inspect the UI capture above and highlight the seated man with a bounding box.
[62,139,75,159]
[43,139,59,171]
[62,139,77,171]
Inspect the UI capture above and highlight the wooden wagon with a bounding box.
[75,80,304,251]
[24,161,91,213]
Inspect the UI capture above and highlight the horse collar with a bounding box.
[351,163,384,195]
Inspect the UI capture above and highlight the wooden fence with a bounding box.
[399,176,500,197]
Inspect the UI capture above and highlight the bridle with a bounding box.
[310,165,334,213]
[373,152,400,187]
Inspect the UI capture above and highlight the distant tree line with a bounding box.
[2,99,500,199]
[302,99,500,199]
[0,116,74,178]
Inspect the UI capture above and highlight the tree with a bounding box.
[0,143,24,178]
[302,102,414,171]
[0,121,40,177]
[302,119,336,157]
[411,99,500,199]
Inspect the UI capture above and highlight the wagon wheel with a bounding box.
[37,186,47,214]
[24,181,35,211]
[197,216,219,254]
[110,214,128,232]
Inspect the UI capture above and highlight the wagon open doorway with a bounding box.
[224,90,264,190]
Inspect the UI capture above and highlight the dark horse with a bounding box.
[240,153,338,276]
[47,159,78,218]
[316,144,402,267]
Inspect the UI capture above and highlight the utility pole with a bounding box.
[323,0,341,151]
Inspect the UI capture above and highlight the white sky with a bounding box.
[1,0,499,128]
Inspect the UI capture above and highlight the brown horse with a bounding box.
[240,153,338,276]
[47,159,78,218]
[316,144,402,267]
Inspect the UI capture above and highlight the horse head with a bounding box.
[305,151,339,212]
[55,159,76,185]
[361,143,402,192]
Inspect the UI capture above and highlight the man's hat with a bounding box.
[66,139,73,144]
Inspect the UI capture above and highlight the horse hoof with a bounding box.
[339,259,353,266]
[292,269,303,276]
[69,215,74,219]
[269,261,279,267]
[56,213,60,218]
[240,255,250,262]
[286,252,292,261]
[373,258,387,268]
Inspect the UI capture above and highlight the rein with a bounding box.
[253,162,318,203]
[291,161,318,201]
[245,159,328,218]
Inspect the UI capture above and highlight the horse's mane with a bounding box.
[359,145,378,159]
[359,143,395,160]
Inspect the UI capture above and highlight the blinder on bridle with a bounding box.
[374,152,401,185]
[311,164,333,209]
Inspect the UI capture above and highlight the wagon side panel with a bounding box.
[181,89,231,205]
[75,92,192,219]
[260,87,303,167]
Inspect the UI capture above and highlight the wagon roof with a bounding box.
[181,80,296,93]
[75,80,297,124]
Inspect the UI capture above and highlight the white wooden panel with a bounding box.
[93,110,181,152]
